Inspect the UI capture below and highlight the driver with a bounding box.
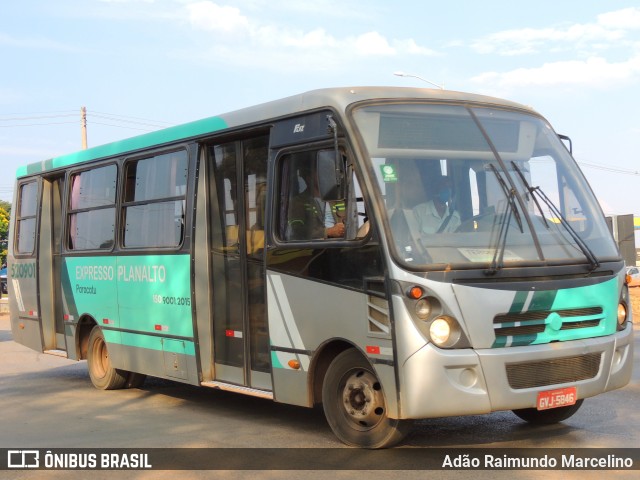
[413,178,461,234]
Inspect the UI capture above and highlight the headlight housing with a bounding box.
[415,298,432,320]
[403,285,470,349]
[429,316,462,348]
[617,302,628,331]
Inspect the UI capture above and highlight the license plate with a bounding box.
[536,386,577,410]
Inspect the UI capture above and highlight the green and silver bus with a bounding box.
[7,87,633,448]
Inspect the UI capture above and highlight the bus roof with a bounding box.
[16,86,534,178]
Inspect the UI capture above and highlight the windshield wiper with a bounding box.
[485,165,524,275]
[510,161,550,229]
[511,161,600,271]
[490,165,523,233]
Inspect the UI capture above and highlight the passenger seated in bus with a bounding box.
[413,178,461,234]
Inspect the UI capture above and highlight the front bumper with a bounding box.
[396,321,633,419]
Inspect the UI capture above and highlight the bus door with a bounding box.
[207,135,271,390]
[10,180,42,352]
[38,174,66,351]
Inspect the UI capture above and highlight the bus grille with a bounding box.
[493,307,603,338]
[506,352,602,389]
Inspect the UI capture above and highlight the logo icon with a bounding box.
[8,450,40,469]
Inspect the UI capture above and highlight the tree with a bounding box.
[0,199,11,216]
[0,202,9,267]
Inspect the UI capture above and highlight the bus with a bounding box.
[7,87,633,448]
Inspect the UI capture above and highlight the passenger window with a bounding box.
[68,165,117,250]
[123,150,188,248]
[16,181,38,254]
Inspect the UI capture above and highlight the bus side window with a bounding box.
[68,165,117,251]
[279,149,356,242]
[15,181,38,255]
[279,151,325,241]
[122,150,188,248]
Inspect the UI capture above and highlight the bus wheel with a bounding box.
[512,399,584,425]
[322,348,410,448]
[87,326,127,390]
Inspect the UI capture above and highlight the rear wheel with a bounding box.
[87,326,127,390]
[322,348,411,448]
[512,399,584,424]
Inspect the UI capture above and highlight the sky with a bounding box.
[2,1,640,239]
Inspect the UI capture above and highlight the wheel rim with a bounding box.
[91,335,108,379]
[340,368,385,430]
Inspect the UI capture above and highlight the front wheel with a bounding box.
[322,348,411,448]
[512,399,584,425]
[87,326,127,390]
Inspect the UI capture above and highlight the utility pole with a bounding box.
[81,106,88,149]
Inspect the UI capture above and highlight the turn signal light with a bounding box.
[288,359,301,370]
[407,286,423,299]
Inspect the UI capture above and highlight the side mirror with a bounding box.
[317,149,345,201]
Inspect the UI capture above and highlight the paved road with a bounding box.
[0,312,638,480]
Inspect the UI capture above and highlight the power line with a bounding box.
[0,113,77,122]
[0,109,638,177]
[0,109,173,131]
[88,114,171,130]
[577,161,640,176]
[89,121,159,132]
[0,121,77,128]
[0,111,78,127]
[90,111,174,127]
[0,109,76,118]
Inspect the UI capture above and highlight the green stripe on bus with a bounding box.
[16,116,228,177]
[509,291,530,313]
[508,289,557,314]
[271,351,284,369]
[494,278,619,348]
[528,290,557,311]
[119,331,196,355]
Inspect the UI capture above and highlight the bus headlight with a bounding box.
[415,298,432,320]
[429,316,462,348]
[617,302,628,330]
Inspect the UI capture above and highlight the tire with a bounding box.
[512,399,584,425]
[322,348,411,448]
[87,326,127,390]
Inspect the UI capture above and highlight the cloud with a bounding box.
[597,7,640,30]
[186,2,250,34]
[354,32,395,55]
[469,7,640,91]
[182,1,437,69]
[471,7,640,56]
[471,55,640,89]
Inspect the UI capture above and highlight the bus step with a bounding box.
[201,381,273,400]
[44,349,68,358]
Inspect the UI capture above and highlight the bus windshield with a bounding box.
[351,103,619,269]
